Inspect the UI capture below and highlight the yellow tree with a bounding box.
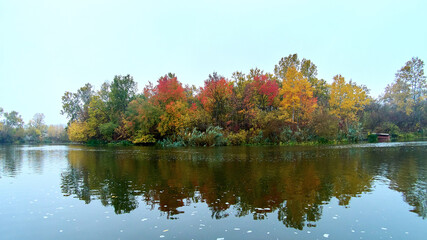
[67,121,90,142]
[329,75,370,129]
[280,67,317,126]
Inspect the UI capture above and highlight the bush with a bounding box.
[367,134,378,143]
[227,130,248,145]
[157,137,186,147]
[188,126,227,147]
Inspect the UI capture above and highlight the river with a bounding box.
[1,142,426,239]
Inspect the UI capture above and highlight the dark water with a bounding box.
[1,143,426,239]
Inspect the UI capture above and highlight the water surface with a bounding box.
[1,143,426,239]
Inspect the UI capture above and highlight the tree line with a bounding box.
[1,54,425,145]
[61,54,426,145]
[0,110,67,144]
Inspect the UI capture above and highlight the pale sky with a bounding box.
[1,0,426,124]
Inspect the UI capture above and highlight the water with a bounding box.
[0,143,426,239]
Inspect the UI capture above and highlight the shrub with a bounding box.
[367,134,378,143]
[227,130,248,145]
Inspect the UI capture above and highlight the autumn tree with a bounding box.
[47,124,68,142]
[151,74,189,136]
[67,121,90,142]
[329,75,370,130]
[382,57,426,129]
[126,96,161,144]
[251,74,280,111]
[279,67,317,126]
[198,72,233,128]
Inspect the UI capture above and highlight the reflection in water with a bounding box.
[0,145,24,177]
[59,145,427,229]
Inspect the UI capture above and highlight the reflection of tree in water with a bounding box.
[0,146,24,177]
[60,145,427,228]
[372,147,427,219]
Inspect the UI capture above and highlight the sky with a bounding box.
[1,0,426,125]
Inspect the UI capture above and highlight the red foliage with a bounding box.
[198,77,233,112]
[151,75,186,105]
[251,74,279,109]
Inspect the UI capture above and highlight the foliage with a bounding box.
[382,57,426,131]
[367,134,378,143]
[99,122,118,141]
[61,83,94,123]
[52,55,425,146]
[279,67,317,125]
[109,75,137,122]
[198,73,233,127]
[227,130,248,145]
[329,74,370,130]
[187,126,227,147]
[309,109,339,141]
[67,121,90,142]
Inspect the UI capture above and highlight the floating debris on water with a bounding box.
[247,230,252,233]
[323,233,329,238]
[141,218,148,221]
[234,228,240,231]
[381,227,387,230]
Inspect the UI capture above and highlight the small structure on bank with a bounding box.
[373,133,391,142]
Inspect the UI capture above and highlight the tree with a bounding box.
[109,75,137,121]
[61,83,94,123]
[382,57,426,127]
[251,74,280,111]
[329,75,370,130]
[67,121,90,142]
[279,67,317,126]
[198,73,233,127]
[274,54,300,79]
[0,110,25,143]
[26,113,48,142]
[47,124,68,142]
[152,74,186,106]
[87,96,109,139]
[4,111,24,128]
[126,97,162,143]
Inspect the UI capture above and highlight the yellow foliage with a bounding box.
[68,121,90,142]
[279,67,317,124]
[329,75,370,123]
[158,100,190,136]
[132,132,156,144]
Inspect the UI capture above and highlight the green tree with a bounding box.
[109,75,137,122]
[87,96,109,139]
[61,83,94,123]
[0,110,25,143]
